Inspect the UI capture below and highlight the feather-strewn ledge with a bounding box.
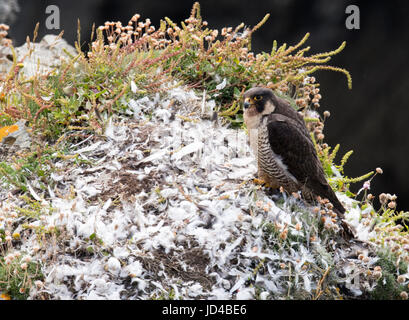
[0,3,408,300]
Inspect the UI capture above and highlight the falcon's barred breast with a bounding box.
[242,87,346,217]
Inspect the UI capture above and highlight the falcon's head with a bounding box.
[243,87,305,130]
[243,87,276,118]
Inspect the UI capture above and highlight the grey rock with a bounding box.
[0,0,19,24]
[0,34,76,77]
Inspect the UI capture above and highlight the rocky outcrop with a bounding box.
[0,34,76,76]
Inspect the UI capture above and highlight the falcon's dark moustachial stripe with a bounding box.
[242,87,346,216]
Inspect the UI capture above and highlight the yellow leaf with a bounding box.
[0,124,19,142]
[0,292,11,300]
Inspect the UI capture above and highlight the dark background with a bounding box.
[3,0,409,211]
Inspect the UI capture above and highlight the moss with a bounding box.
[0,258,43,300]
[369,248,408,300]
[150,287,178,300]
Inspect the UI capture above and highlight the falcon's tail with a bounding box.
[322,189,355,239]
[324,188,346,217]
[310,181,346,217]
[331,196,346,217]
[306,182,354,238]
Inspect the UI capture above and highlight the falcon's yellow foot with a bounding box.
[253,178,265,185]
[253,178,274,189]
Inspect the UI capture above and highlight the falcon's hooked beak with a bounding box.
[243,97,253,110]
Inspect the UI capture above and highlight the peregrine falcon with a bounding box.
[243,87,346,217]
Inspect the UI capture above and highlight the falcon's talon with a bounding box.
[253,178,275,189]
[253,178,266,185]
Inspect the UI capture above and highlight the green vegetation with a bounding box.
[0,252,43,300]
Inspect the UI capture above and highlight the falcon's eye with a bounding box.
[253,95,262,101]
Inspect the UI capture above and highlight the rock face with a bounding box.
[0,0,19,24]
[0,34,77,77]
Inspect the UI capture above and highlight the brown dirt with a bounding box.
[136,242,214,291]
